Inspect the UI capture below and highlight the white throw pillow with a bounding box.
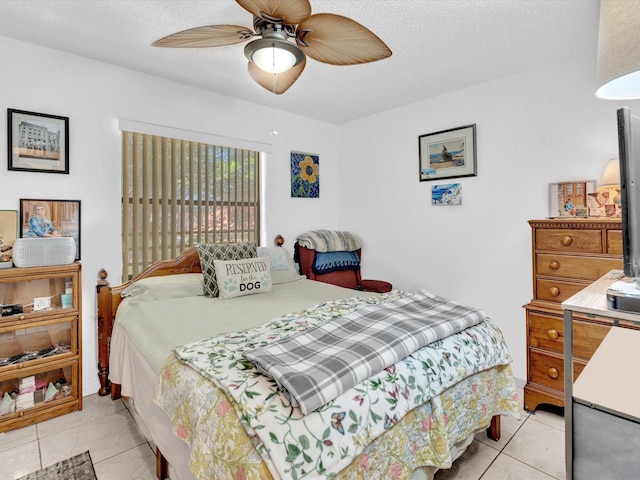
[213,257,273,299]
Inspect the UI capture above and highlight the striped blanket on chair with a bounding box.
[296,230,362,252]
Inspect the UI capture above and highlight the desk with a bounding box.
[562,271,640,479]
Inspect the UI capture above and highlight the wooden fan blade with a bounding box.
[248,57,306,94]
[236,0,311,25]
[297,14,392,65]
[153,25,253,48]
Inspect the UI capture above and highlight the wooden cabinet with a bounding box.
[0,263,82,432]
[524,219,623,412]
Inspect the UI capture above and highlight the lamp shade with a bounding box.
[601,157,621,185]
[595,0,640,99]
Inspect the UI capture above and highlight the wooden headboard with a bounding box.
[96,246,202,397]
[96,237,286,397]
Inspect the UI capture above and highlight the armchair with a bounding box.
[294,230,392,293]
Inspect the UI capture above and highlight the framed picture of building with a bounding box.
[7,109,69,174]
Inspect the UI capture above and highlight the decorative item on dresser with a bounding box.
[0,262,82,432]
[524,218,626,412]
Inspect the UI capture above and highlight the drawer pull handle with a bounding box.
[549,261,560,270]
[547,329,559,339]
[548,367,559,379]
[549,286,560,297]
[561,235,573,246]
[19,315,25,321]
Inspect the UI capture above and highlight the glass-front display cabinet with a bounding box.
[0,263,82,432]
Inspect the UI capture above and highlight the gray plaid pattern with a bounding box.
[296,230,362,252]
[197,242,257,297]
[243,291,486,414]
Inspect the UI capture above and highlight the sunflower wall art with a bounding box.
[291,151,319,198]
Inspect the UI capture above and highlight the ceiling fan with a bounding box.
[152,0,392,94]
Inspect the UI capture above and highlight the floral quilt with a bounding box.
[154,291,521,480]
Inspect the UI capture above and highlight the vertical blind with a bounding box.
[122,130,261,279]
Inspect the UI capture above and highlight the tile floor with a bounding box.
[1,390,566,480]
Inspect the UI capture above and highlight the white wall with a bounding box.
[0,36,339,395]
[337,52,640,383]
[3,34,638,394]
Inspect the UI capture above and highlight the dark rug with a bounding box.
[18,451,97,480]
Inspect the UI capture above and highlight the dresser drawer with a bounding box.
[535,229,603,253]
[536,254,622,280]
[535,278,589,303]
[528,350,586,391]
[527,312,611,358]
[608,229,623,255]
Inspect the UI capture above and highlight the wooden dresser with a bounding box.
[524,218,623,412]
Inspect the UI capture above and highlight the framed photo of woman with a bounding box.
[19,199,81,260]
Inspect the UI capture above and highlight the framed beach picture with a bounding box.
[19,199,81,260]
[419,124,476,181]
[8,109,69,174]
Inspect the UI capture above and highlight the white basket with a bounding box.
[12,237,77,268]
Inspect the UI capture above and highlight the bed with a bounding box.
[96,243,521,480]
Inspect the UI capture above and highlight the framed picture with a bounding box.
[548,180,596,218]
[8,109,69,174]
[291,151,320,198]
[589,185,622,217]
[0,210,18,267]
[431,183,462,205]
[419,124,476,181]
[19,199,81,260]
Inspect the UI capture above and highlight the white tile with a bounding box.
[483,453,559,479]
[475,413,528,451]
[93,444,156,480]
[0,439,41,480]
[37,393,126,438]
[502,417,565,479]
[0,424,37,453]
[38,408,146,467]
[528,408,565,432]
[435,440,500,480]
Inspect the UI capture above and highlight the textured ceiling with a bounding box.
[0,0,601,124]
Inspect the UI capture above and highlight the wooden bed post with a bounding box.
[487,415,501,441]
[156,448,169,480]
[96,268,112,396]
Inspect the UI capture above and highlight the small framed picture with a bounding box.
[419,124,476,181]
[19,199,81,260]
[432,183,462,205]
[0,210,18,267]
[588,185,622,217]
[548,180,596,218]
[8,109,69,174]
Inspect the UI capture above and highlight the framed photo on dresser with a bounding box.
[19,199,81,260]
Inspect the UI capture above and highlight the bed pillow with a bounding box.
[197,242,257,297]
[312,251,360,275]
[213,257,273,299]
[257,246,305,284]
[121,273,204,301]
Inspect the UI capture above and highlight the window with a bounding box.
[122,130,261,279]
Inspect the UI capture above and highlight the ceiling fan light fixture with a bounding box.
[244,38,304,74]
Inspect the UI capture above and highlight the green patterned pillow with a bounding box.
[197,242,257,297]
[214,257,273,299]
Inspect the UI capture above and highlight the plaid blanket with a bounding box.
[243,290,486,414]
[296,230,362,252]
